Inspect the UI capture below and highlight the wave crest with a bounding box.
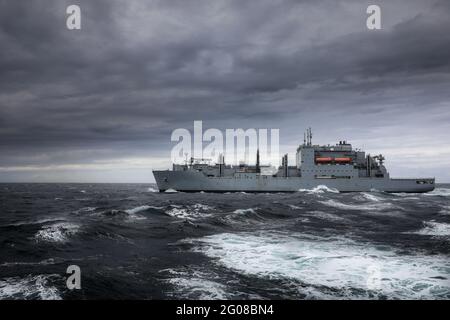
[35,222,80,243]
[165,204,214,221]
[298,185,339,194]
[424,188,450,197]
[319,199,396,212]
[413,221,450,237]
[188,232,450,299]
[0,274,62,300]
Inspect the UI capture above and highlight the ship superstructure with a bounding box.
[153,129,435,193]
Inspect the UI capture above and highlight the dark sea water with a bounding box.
[0,183,449,300]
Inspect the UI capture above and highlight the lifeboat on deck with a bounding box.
[334,157,352,163]
[315,157,333,163]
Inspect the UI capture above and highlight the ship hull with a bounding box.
[153,170,435,193]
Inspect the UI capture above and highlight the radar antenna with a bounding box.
[373,154,385,165]
[306,127,313,146]
[303,128,313,146]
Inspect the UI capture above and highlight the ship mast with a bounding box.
[256,149,260,173]
[305,127,313,146]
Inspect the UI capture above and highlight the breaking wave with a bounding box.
[439,205,450,215]
[34,222,80,243]
[298,185,339,194]
[161,268,228,300]
[232,208,257,215]
[424,188,450,197]
[165,204,214,221]
[319,199,396,212]
[413,221,450,237]
[74,205,165,220]
[187,231,450,299]
[3,182,450,299]
[0,274,62,300]
[361,192,384,202]
[124,205,151,220]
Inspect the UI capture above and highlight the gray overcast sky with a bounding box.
[1,0,449,182]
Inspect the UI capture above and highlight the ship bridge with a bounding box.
[295,128,387,179]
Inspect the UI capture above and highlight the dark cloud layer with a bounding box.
[0,0,449,182]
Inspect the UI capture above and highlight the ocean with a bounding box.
[0,183,449,300]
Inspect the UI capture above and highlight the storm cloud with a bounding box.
[0,0,449,182]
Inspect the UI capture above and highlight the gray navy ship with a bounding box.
[153,128,435,193]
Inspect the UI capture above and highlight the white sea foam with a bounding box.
[188,232,450,299]
[392,196,420,201]
[361,192,383,202]
[192,203,215,211]
[162,268,228,299]
[424,188,450,197]
[0,275,62,300]
[125,205,150,215]
[391,192,419,197]
[319,199,396,212]
[165,204,214,221]
[165,188,178,193]
[439,205,450,215]
[288,204,302,210]
[298,185,339,194]
[165,208,190,219]
[34,222,80,243]
[147,187,158,192]
[413,221,450,237]
[216,208,265,227]
[124,205,167,220]
[232,208,257,215]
